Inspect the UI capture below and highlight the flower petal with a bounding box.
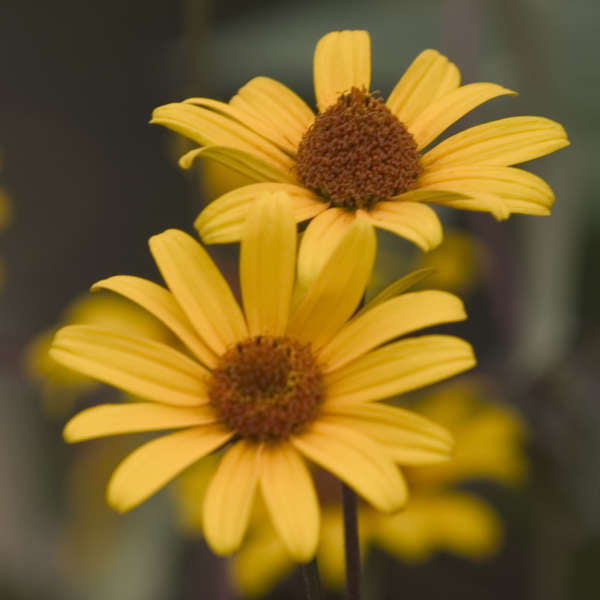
[151,102,293,171]
[325,334,476,404]
[287,218,375,350]
[421,116,569,169]
[241,192,296,336]
[409,83,516,150]
[357,201,442,251]
[419,165,555,216]
[355,268,435,317]
[318,291,466,372]
[149,229,247,355]
[203,441,261,555]
[321,403,453,465]
[387,50,460,126]
[229,77,315,152]
[314,30,371,112]
[178,145,295,184]
[194,182,326,244]
[64,403,217,442]
[92,275,217,367]
[107,425,232,512]
[292,420,407,512]
[260,442,319,562]
[50,325,209,406]
[295,208,356,297]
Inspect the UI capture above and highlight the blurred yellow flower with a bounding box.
[51,192,475,561]
[193,379,526,597]
[26,293,173,416]
[153,29,568,257]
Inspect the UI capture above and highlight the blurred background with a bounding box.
[0,0,598,598]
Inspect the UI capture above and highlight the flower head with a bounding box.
[51,192,475,561]
[153,30,569,257]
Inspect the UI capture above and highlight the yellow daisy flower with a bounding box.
[153,29,569,255]
[50,192,475,561]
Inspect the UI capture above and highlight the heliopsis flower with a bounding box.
[153,29,569,256]
[51,192,475,561]
[26,292,173,416]
[225,378,527,596]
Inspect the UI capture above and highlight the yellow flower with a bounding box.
[230,379,527,596]
[26,293,173,416]
[51,192,475,561]
[153,30,569,256]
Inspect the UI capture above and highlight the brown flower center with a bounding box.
[208,336,324,441]
[296,87,422,210]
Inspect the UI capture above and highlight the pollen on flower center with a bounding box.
[208,336,324,441]
[296,87,422,210]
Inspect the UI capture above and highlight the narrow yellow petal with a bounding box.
[318,291,466,372]
[63,403,217,442]
[229,77,315,152]
[50,325,209,406]
[287,218,375,350]
[260,443,319,562]
[409,83,516,150]
[314,30,371,112]
[321,403,453,466]
[357,201,442,251]
[241,192,296,336]
[292,420,408,512]
[203,441,261,555]
[421,116,569,169]
[355,268,435,317]
[92,275,217,367]
[194,183,326,244]
[295,208,356,297]
[325,335,476,404]
[151,102,293,171]
[149,229,247,355]
[178,145,295,184]
[107,425,232,512]
[387,49,460,126]
[419,165,555,216]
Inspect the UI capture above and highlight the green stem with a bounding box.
[301,559,322,600]
[342,482,361,600]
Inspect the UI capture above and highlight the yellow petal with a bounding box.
[314,30,371,112]
[325,335,476,404]
[259,443,319,562]
[203,441,261,555]
[149,229,247,355]
[107,425,232,512]
[229,77,315,152]
[287,218,375,350]
[292,420,407,512]
[387,49,460,126]
[321,403,453,466]
[421,116,569,169]
[195,182,326,244]
[357,201,442,251]
[50,325,209,406]
[64,403,216,442]
[178,145,295,184]
[92,275,217,368]
[409,83,516,150]
[295,208,356,297]
[318,290,466,372]
[151,102,293,171]
[355,268,435,317]
[241,192,296,336]
[419,165,555,216]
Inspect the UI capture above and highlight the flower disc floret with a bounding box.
[296,87,422,209]
[208,335,324,441]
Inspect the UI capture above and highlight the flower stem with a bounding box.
[301,559,322,600]
[341,482,361,600]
